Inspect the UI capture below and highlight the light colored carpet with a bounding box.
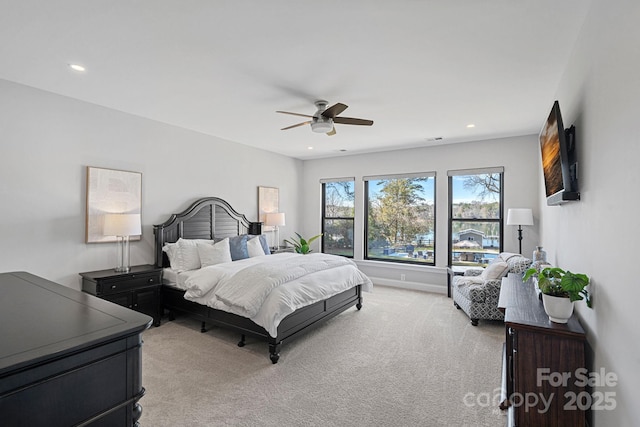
[140,286,507,426]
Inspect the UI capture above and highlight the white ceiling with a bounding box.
[0,1,591,160]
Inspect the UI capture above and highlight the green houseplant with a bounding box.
[284,232,322,254]
[523,266,591,323]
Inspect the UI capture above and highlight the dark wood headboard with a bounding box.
[153,197,262,268]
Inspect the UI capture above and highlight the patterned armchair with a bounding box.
[452,252,532,326]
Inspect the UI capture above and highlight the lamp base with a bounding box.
[114,235,132,273]
[517,226,523,254]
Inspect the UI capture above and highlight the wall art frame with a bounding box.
[258,186,279,231]
[85,166,142,243]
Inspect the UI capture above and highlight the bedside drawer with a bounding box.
[98,273,160,295]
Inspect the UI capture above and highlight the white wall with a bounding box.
[539,1,640,425]
[302,135,540,292]
[0,79,302,289]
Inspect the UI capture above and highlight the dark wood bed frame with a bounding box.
[153,197,362,363]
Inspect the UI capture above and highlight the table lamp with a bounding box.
[265,212,286,251]
[104,213,142,272]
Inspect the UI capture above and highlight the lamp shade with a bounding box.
[104,213,142,236]
[265,212,286,227]
[506,208,533,226]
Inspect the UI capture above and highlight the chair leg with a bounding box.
[454,301,461,309]
[471,319,479,326]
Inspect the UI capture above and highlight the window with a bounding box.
[364,173,435,265]
[321,179,355,257]
[448,168,504,267]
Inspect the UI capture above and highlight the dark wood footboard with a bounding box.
[161,284,362,363]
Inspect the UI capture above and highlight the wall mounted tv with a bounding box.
[539,100,580,206]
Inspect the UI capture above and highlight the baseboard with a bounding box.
[369,277,446,294]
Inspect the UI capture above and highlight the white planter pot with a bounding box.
[542,293,574,323]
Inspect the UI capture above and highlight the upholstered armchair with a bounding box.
[452,252,532,326]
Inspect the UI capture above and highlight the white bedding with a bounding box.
[162,268,200,290]
[183,253,373,337]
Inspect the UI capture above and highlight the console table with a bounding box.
[0,272,152,426]
[498,273,587,426]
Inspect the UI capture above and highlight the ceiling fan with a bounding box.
[277,100,373,136]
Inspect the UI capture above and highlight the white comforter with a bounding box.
[183,253,373,337]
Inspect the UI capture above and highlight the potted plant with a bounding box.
[523,266,591,323]
[284,232,322,254]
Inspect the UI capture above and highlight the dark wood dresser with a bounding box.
[498,273,587,426]
[0,271,152,426]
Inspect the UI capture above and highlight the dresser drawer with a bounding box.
[98,273,160,295]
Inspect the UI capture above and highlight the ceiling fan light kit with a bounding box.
[311,119,334,133]
[277,100,373,136]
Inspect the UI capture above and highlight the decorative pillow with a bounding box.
[228,235,249,261]
[480,261,509,280]
[249,234,271,255]
[498,252,521,263]
[261,235,271,255]
[198,238,232,267]
[505,255,532,274]
[247,236,266,257]
[165,238,201,272]
[162,242,178,267]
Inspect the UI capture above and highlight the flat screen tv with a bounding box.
[539,100,579,206]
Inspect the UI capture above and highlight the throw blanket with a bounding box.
[214,254,353,317]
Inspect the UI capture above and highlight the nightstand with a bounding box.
[80,264,162,326]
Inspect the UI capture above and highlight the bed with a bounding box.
[153,197,372,363]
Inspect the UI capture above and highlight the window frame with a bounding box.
[363,172,436,266]
[447,168,504,267]
[321,178,355,258]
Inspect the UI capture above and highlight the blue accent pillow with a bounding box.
[228,235,249,261]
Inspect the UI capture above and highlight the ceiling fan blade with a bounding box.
[321,103,348,119]
[276,111,314,118]
[281,121,311,130]
[333,116,374,126]
[326,127,336,136]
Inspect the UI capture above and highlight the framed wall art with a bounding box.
[85,166,142,243]
[258,186,279,231]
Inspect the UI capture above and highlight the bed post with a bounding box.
[248,222,262,235]
[153,224,164,268]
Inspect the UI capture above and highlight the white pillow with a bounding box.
[198,238,232,267]
[162,242,178,267]
[480,261,509,280]
[247,236,266,257]
[162,238,203,272]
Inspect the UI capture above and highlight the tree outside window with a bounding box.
[365,174,435,265]
[322,180,355,257]
[449,169,503,267]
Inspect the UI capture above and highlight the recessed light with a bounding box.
[466,124,475,128]
[69,63,86,72]
[307,146,314,150]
